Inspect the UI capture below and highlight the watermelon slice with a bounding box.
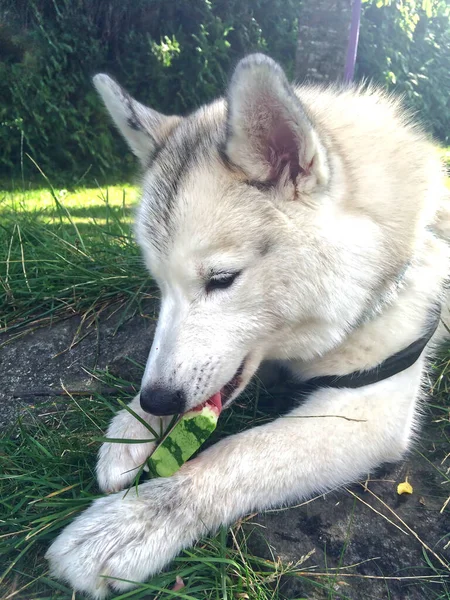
[147,392,222,478]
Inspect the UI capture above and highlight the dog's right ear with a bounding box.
[225,54,328,189]
[93,74,180,165]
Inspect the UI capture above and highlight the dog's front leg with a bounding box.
[96,394,172,492]
[46,366,420,599]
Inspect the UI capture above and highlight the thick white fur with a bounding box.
[47,55,449,597]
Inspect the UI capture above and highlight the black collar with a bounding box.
[302,305,441,392]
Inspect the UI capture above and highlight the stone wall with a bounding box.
[295,0,353,83]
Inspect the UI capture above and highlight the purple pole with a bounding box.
[344,0,362,82]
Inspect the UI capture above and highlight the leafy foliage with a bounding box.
[0,0,449,183]
[0,0,298,183]
[357,0,450,144]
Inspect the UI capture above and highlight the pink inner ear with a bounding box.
[266,121,301,182]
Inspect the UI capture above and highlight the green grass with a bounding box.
[0,182,151,342]
[1,177,450,599]
[437,146,450,190]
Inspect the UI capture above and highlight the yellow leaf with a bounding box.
[397,480,413,495]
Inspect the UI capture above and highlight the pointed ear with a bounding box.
[93,74,180,165]
[225,54,328,187]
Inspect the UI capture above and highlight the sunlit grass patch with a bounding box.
[440,147,450,189]
[0,185,138,233]
[0,184,152,339]
[1,185,139,213]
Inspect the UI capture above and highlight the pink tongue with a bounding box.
[207,391,222,414]
[191,391,222,415]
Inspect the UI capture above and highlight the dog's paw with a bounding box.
[97,399,168,493]
[46,477,198,598]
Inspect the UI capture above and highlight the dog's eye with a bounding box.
[206,271,241,293]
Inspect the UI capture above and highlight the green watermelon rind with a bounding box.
[147,405,218,478]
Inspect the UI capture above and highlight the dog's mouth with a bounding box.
[191,359,246,416]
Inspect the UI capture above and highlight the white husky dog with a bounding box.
[46,54,449,597]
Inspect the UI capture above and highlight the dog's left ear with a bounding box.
[93,74,181,165]
[225,54,328,188]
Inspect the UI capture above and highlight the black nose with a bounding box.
[139,387,186,416]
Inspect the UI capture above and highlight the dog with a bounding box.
[46,54,449,598]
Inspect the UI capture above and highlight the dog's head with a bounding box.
[94,54,393,415]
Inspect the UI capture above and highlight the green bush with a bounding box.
[1,0,449,183]
[357,0,450,145]
[0,0,299,183]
